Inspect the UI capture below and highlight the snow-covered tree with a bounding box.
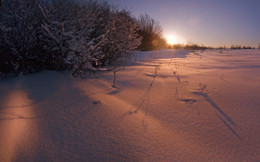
[0,0,141,76]
[39,0,141,76]
[101,10,142,67]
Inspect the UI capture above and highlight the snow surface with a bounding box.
[0,49,260,161]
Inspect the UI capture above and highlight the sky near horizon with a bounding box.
[108,0,260,47]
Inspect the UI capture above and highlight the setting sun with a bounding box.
[165,34,186,45]
[166,35,178,45]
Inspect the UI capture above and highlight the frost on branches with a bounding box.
[0,0,141,76]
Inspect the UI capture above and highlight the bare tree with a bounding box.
[137,13,166,51]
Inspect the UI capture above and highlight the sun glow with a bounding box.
[166,35,178,45]
[165,34,186,45]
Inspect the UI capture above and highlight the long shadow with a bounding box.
[129,63,159,114]
[0,87,112,110]
[0,89,92,121]
[216,114,241,140]
[193,91,241,139]
[128,50,190,121]
[200,92,236,126]
[120,54,161,130]
[0,71,62,109]
[121,53,161,121]
[0,102,39,109]
[0,71,97,121]
[119,78,154,122]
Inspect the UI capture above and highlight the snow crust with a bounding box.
[0,49,260,161]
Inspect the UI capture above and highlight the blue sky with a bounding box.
[108,0,260,47]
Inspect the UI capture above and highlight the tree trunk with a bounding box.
[112,71,116,88]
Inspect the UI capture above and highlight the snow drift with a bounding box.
[0,49,259,161]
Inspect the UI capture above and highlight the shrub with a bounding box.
[0,0,141,77]
[137,13,166,51]
[230,45,242,49]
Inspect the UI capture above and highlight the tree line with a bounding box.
[168,43,257,50]
[0,0,166,77]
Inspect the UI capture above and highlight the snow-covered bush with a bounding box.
[99,10,142,68]
[0,0,141,76]
[39,0,141,76]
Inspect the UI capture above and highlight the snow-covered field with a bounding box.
[0,49,260,161]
